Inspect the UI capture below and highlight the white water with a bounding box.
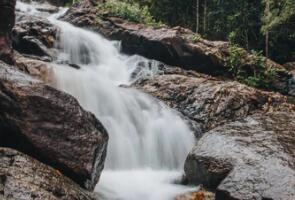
[17,1,196,199]
[16,1,40,14]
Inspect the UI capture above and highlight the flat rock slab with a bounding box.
[185,111,295,200]
[0,147,98,200]
[0,61,108,190]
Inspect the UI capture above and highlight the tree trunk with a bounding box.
[0,0,16,65]
[203,0,207,33]
[196,0,200,33]
[265,0,270,58]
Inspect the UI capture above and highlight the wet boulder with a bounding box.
[0,147,98,200]
[0,0,16,64]
[14,52,52,82]
[184,111,295,200]
[12,13,58,61]
[60,0,100,28]
[0,61,108,191]
[133,67,290,132]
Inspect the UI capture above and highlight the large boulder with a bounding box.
[0,147,98,200]
[0,61,108,191]
[133,67,291,132]
[184,111,295,200]
[0,0,16,64]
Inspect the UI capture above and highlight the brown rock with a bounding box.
[133,68,292,132]
[0,61,108,191]
[283,62,295,72]
[13,13,58,61]
[60,0,100,28]
[0,0,16,64]
[0,147,98,200]
[175,189,215,200]
[14,52,52,82]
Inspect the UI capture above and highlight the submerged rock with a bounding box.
[0,147,98,200]
[184,111,295,200]
[0,61,108,191]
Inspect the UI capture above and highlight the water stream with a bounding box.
[16,1,196,199]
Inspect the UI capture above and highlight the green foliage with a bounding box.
[192,34,202,42]
[125,0,294,63]
[227,46,277,88]
[65,0,80,7]
[98,0,161,26]
[262,0,295,31]
[228,45,244,77]
[249,50,278,88]
[184,33,202,43]
[261,0,295,62]
[100,0,294,63]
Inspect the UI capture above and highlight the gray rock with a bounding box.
[185,111,295,200]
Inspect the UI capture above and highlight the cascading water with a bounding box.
[16,1,196,199]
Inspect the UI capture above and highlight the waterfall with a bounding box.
[17,1,196,199]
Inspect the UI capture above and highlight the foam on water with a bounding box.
[18,1,196,199]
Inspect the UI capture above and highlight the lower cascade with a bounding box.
[15,2,196,200]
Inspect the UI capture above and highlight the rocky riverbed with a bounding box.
[0,0,294,200]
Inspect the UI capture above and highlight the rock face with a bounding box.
[0,0,16,64]
[0,61,108,191]
[60,0,101,28]
[0,148,99,200]
[133,67,290,132]
[13,13,58,61]
[184,111,295,200]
